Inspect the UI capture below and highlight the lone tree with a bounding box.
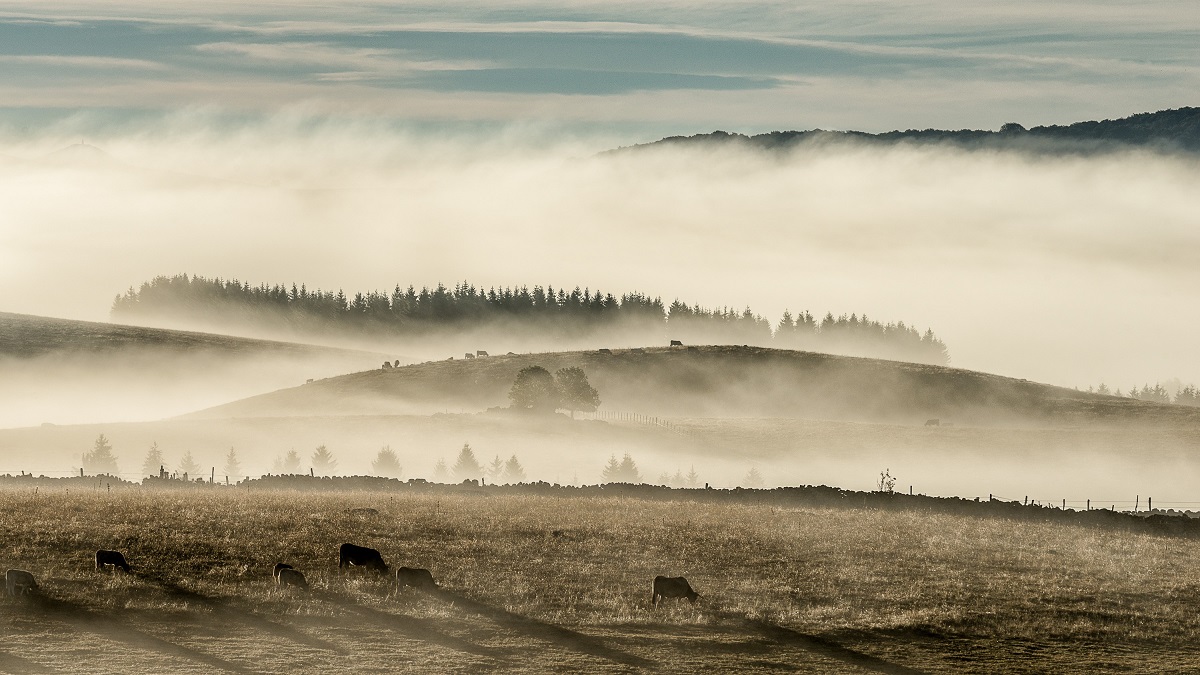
[601,452,641,484]
[508,365,560,413]
[141,441,164,478]
[311,445,337,476]
[453,443,485,481]
[487,454,505,481]
[223,447,241,481]
[555,367,600,418]
[743,467,765,488]
[84,434,119,476]
[371,446,402,478]
[503,454,526,483]
[178,450,201,478]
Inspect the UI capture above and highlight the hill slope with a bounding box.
[0,312,392,428]
[618,107,1200,155]
[187,345,1198,428]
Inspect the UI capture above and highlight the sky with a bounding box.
[0,1,1198,135]
[1,1,1200,391]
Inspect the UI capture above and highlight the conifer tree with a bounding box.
[223,447,241,480]
[433,458,450,482]
[282,449,302,473]
[371,446,402,478]
[685,465,700,488]
[487,454,505,480]
[453,443,484,481]
[84,434,120,476]
[743,467,765,488]
[311,445,337,476]
[141,441,164,478]
[503,455,527,483]
[178,450,201,477]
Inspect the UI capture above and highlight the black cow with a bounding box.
[5,569,37,597]
[670,340,683,347]
[395,567,437,589]
[96,550,131,573]
[652,576,699,608]
[276,567,308,589]
[339,543,389,574]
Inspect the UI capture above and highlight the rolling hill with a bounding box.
[0,312,394,428]
[187,345,1199,428]
[616,107,1200,155]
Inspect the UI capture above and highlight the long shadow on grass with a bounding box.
[745,619,925,675]
[27,595,254,674]
[430,589,656,669]
[140,576,345,655]
[0,649,55,673]
[310,589,504,662]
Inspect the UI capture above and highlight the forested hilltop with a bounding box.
[618,107,1200,155]
[111,275,950,365]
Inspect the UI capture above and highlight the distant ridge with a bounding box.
[615,107,1200,155]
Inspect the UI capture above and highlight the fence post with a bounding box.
[1134,495,1139,512]
[1062,499,1065,510]
[1148,496,1152,512]
[1087,499,1090,511]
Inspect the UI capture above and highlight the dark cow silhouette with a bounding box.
[339,543,389,574]
[395,567,437,589]
[277,567,308,589]
[652,576,699,608]
[670,340,683,347]
[598,348,612,354]
[273,562,294,581]
[96,550,131,573]
[925,418,940,427]
[381,361,393,370]
[5,569,37,597]
[476,350,489,357]
[464,353,475,360]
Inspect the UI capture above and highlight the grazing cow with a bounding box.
[924,418,940,427]
[382,361,393,370]
[670,340,683,347]
[96,549,131,573]
[277,567,309,590]
[273,562,294,582]
[476,351,489,357]
[464,353,475,360]
[394,360,400,367]
[5,569,37,597]
[598,348,612,355]
[652,576,699,609]
[395,567,437,589]
[339,543,389,574]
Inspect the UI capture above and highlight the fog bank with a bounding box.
[2,119,1198,388]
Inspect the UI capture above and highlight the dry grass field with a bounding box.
[3,486,1199,673]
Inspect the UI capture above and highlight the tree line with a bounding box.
[1087,382,1200,407]
[110,274,950,364]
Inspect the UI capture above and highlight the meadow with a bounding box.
[2,485,1198,673]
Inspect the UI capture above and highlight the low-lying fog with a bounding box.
[2,117,1198,392]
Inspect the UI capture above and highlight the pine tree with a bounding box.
[672,469,684,487]
[371,446,402,478]
[685,465,700,488]
[503,454,527,483]
[223,447,241,480]
[433,458,450,482]
[487,454,505,481]
[657,471,671,486]
[453,443,484,481]
[84,434,119,476]
[141,441,164,478]
[743,467,765,488]
[282,449,302,474]
[311,445,337,476]
[178,450,201,478]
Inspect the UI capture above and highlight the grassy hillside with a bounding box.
[188,345,1200,428]
[1,486,1197,673]
[0,312,392,429]
[0,311,384,360]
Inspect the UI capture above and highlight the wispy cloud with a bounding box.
[0,54,165,70]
